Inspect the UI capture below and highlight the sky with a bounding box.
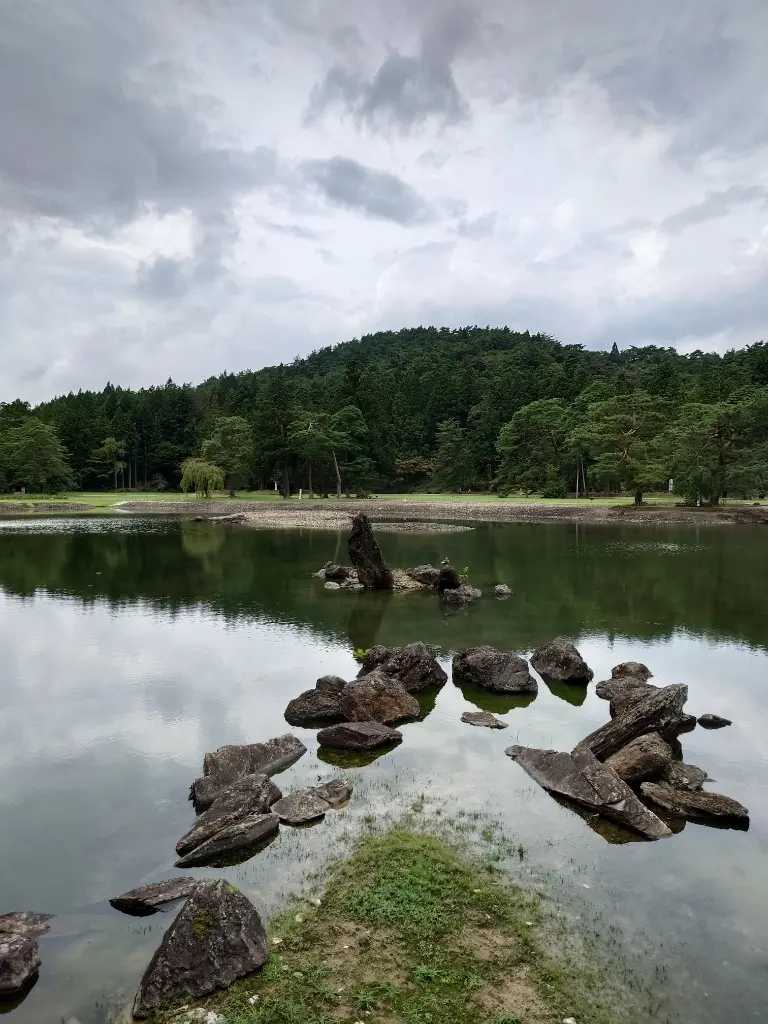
[1,0,767,403]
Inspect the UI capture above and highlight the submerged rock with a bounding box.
[313,779,353,806]
[270,789,330,825]
[132,879,268,1018]
[0,934,40,995]
[660,761,708,792]
[192,735,306,810]
[340,670,420,725]
[0,912,54,938]
[110,878,198,916]
[461,710,508,729]
[698,713,732,729]
[576,684,688,760]
[315,675,347,694]
[356,643,447,692]
[284,688,343,725]
[494,584,512,598]
[640,783,749,826]
[178,774,282,856]
[530,638,593,684]
[407,564,440,586]
[453,646,538,694]
[175,813,280,867]
[348,513,393,589]
[604,732,673,785]
[317,721,403,750]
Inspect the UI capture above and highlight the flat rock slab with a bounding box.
[641,783,749,826]
[317,721,403,750]
[576,684,688,760]
[698,713,732,729]
[313,779,353,806]
[132,879,268,1019]
[192,735,306,810]
[0,934,40,995]
[530,638,593,684]
[461,710,508,729]
[357,643,447,692]
[453,646,538,694]
[507,744,671,840]
[340,670,420,725]
[179,774,282,855]
[175,813,280,867]
[270,789,330,825]
[110,878,198,917]
[605,732,673,785]
[0,912,54,938]
[284,688,343,725]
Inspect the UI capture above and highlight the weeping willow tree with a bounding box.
[180,458,224,498]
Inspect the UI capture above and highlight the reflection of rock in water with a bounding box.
[317,744,400,769]
[458,682,537,716]
[0,970,39,1012]
[542,678,588,707]
[347,592,392,652]
[553,794,685,844]
[415,686,440,719]
[178,828,280,869]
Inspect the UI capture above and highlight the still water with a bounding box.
[0,517,766,1022]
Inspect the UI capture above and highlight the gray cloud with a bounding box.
[301,157,431,224]
[662,186,768,234]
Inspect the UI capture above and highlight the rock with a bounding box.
[324,581,341,591]
[192,735,306,810]
[0,934,40,995]
[640,783,749,825]
[595,675,658,715]
[313,779,353,806]
[530,638,593,684]
[604,732,673,785]
[390,569,426,590]
[441,583,481,606]
[494,584,512,598]
[270,789,330,825]
[0,912,54,938]
[316,721,403,750]
[175,813,280,867]
[132,879,268,1018]
[660,761,708,792]
[323,562,352,581]
[340,670,420,725]
[284,688,343,725]
[576,684,689,761]
[315,675,347,694]
[667,713,697,736]
[453,646,538,694]
[356,643,447,692]
[348,513,393,589]
[407,564,440,586]
[178,775,282,856]
[698,713,732,729]
[437,566,461,590]
[611,661,653,681]
[110,879,198,916]
[461,710,508,729]
[507,745,671,840]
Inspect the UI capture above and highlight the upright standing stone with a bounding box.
[348,514,393,589]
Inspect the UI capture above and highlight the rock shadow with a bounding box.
[457,682,537,716]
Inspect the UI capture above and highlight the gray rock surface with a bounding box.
[270,789,330,825]
[0,912,54,938]
[175,813,280,867]
[316,721,403,750]
[284,688,343,725]
[461,710,508,729]
[604,732,673,785]
[315,675,347,694]
[576,684,689,760]
[660,761,708,792]
[324,581,341,590]
[453,646,538,694]
[132,879,268,1018]
[356,643,447,692]
[530,638,593,683]
[340,670,420,725]
[507,745,671,840]
[441,583,481,606]
[407,564,440,586]
[313,779,353,806]
[609,682,659,718]
[323,562,353,581]
[178,774,282,856]
[611,661,653,681]
[437,565,461,590]
[348,513,393,589]
[641,783,749,825]
[192,735,306,809]
[0,934,40,994]
[494,584,512,598]
[110,878,198,916]
[698,713,732,729]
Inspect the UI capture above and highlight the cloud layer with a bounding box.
[1,0,767,400]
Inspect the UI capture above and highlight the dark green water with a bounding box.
[0,517,766,1023]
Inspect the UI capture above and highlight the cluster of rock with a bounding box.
[0,913,53,997]
[507,660,746,839]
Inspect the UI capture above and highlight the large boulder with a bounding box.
[576,684,689,761]
[604,732,673,785]
[507,745,671,840]
[640,783,749,826]
[437,566,461,590]
[284,688,343,725]
[461,710,508,729]
[407,564,440,586]
[191,735,306,810]
[317,721,403,750]
[441,583,481,607]
[132,880,268,1019]
[315,675,347,694]
[270,789,330,825]
[357,643,447,692]
[0,912,53,938]
[530,638,593,683]
[178,775,282,857]
[339,670,420,725]
[110,878,198,916]
[0,934,40,995]
[612,662,653,681]
[175,813,280,868]
[348,513,393,589]
[453,646,538,694]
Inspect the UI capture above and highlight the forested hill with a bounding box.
[2,327,768,499]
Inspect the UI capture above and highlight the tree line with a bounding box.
[1,327,767,503]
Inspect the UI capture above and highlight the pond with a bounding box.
[0,516,766,1023]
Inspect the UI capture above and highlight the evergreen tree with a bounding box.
[201,416,253,496]
[0,418,73,493]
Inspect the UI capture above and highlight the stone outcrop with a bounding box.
[0,912,53,938]
[461,710,508,729]
[284,688,343,725]
[604,732,673,785]
[660,761,708,792]
[315,675,347,693]
[339,670,420,725]
[507,745,671,840]
[348,513,393,589]
[641,783,749,826]
[132,880,268,1018]
[437,566,461,590]
[530,638,593,683]
[175,814,280,867]
[316,721,403,750]
[191,735,306,810]
[453,646,538,694]
[177,775,282,857]
[575,684,688,760]
[0,934,40,995]
[441,583,481,607]
[698,713,732,729]
[110,878,198,916]
[356,643,447,692]
[407,564,440,586]
[270,789,330,825]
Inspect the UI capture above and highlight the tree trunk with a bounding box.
[308,462,314,498]
[228,475,235,498]
[332,450,342,497]
[282,462,290,500]
[634,489,643,506]
[114,466,118,490]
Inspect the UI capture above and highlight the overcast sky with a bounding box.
[1,0,767,402]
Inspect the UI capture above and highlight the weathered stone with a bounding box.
[315,675,347,694]
[312,778,353,806]
[0,912,54,938]
[698,713,732,729]
[666,713,697,737]
[324,581,341,591]
[270,789,330,825]
[340,670,420,725]
[175,813,280,867]
[316,721,403,750]
[284,688,343,725]
[132,879,268,1018]
[461,710,508,729]
[660,761,708,792]
[441,583,481,606]
[609,682,659,718]
[437,566,461,590]
[0,934,40,995]
[348,513,393,589]
[323,562,353,581]
[407,564,440,586]
[576,684,689,761]
[453,646,538,694]
[178,775,282,855]
[494,584,512,598]
[530,638,593,683]
[192,735,306,809]
[611,661,653,681]
[389,569,424,590]
[640,783,749,825]
[110,878,198,916]
[357,643,447,692]
[507,745,671,840]
[604,732,673,785]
